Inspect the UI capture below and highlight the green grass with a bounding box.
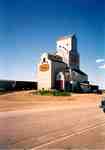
[53,90,71,96]
[33,90,71,96]
[38,90,53,96]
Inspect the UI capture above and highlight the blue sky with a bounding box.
[0,0,105,88]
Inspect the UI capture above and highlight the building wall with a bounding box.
[56,72,65,90]
[69,51,80,70]
[51,61,66,89]
[37,62,51,90]
[37,53,52,90]
[56,34,80,69]
[56,37,72,51]
[71,70,88,83]
[56,36,72,66]
[37,53,66,90]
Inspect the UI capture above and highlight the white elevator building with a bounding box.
[37,34,88,90]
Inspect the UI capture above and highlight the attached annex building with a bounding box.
[37,34,88,91]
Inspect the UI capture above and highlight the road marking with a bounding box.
[31,122,105,150]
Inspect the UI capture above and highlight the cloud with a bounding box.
[96,59,105,63]
[98,64,105,69]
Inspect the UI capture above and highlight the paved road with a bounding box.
[0,100,105,150]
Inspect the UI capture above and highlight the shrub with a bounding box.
[53,90,71,96]
[36,90,71,96]
[38,90,53,96]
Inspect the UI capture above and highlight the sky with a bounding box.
[0,0,105,89]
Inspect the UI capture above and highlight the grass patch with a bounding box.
[53,90,71,96]
[33,90,71,96]
[38,90,53,96]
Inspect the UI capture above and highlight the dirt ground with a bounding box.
[0,90,104,112]
[0,91,105,149]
